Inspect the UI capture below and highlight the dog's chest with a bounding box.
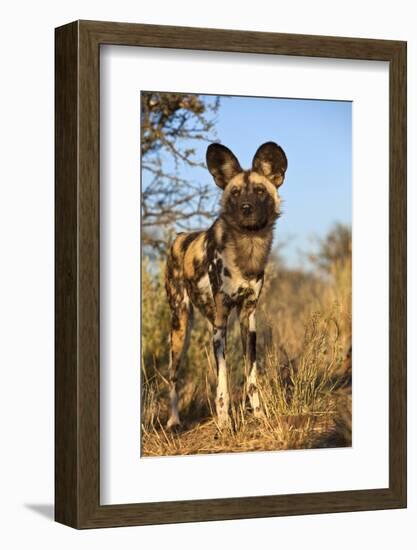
[211,248,263,303]
[184,236,265,320]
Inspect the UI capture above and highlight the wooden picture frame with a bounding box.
[55,20,407,528]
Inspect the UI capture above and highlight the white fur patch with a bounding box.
[219,252,263,300]
[247,363,261,415]
[248,310,256,331]
[214,330,230,427]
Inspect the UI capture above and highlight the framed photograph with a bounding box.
[55,20,406,528]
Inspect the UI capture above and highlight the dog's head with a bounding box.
[206,142,288,232]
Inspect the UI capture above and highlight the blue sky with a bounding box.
[211,95,352,266]
[145,94,352,267]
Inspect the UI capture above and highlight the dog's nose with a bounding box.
[241,203,253,216]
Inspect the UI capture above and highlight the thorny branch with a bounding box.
[141,92,220,251]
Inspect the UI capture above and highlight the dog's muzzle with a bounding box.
[241,203,254,216]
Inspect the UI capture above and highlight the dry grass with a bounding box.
[141,232,352,457]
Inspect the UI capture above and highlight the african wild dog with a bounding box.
[165,142,288,429]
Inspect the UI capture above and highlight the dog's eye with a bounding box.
[231,187,240,197]
[255,186,265,195]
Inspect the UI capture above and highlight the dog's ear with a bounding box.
[252,142,288,187]
[206,143,242,189]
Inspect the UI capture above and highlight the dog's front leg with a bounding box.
[213,324,231,429]
[212,292,232,429]
[239,306,262,417]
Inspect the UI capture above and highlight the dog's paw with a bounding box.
[215,414,234,436]
[166,416,181,432]
[253,406,265,420]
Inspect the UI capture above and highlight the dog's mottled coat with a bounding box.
[165,142,288,429]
